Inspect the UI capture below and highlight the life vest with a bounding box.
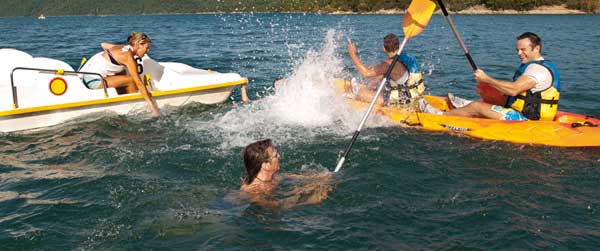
[386,51,426,106]
[506,60,560,121]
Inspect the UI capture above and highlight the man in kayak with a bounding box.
[420,32,560,121]
[346,33,425,106]
[80,32,160,117]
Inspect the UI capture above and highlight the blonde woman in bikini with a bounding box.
[80,32,160,117]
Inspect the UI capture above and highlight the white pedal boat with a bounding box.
[0,48,248,133]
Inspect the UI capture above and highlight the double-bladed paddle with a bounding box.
[435,0,505,105]
[334,0,436,173]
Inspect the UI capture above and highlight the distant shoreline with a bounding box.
[13,4,597,18]
[329,5,588,15]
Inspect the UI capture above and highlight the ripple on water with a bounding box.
[1,14,600,251]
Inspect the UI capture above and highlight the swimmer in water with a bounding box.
[240,139,333,209]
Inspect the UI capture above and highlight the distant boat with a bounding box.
[37,14,46,20]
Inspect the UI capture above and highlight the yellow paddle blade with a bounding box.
[403,0,436,39]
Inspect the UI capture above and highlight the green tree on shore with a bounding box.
[0,0,598,17]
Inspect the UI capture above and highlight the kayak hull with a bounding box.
[336,80,600,147]
[0,84,239,132]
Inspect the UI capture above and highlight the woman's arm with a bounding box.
[240,84,250,104]
[122,54,161,117]
[283,171,332,181]
[283,171,333,206]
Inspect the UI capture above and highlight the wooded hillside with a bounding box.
[0,0,597,17]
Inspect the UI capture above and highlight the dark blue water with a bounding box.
[1,14,600,250]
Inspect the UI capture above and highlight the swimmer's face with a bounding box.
[265,146,280,172]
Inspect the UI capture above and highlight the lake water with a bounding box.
[1,13,600,250]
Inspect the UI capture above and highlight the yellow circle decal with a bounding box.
[49,77,68,95]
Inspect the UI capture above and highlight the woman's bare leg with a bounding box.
[104,75,138,94]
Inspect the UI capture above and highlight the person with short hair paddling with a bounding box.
[346,33,425,106]
[420,32,560,122]
[334,0,437,173]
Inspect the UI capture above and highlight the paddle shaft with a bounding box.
[334,39,408,173]
[436,0,478,71]
[436,0,506,105]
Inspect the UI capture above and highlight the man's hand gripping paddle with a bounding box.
[435,0,505,106]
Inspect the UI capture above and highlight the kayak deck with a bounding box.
[336,80,600,147]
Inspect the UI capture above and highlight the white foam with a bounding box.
[188,29,393,151]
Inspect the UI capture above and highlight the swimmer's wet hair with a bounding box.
[243,139,273,184]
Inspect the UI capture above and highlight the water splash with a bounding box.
[267,29,348,127]
[188,29,392,151]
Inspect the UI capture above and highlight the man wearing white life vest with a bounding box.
[420,32,560,121]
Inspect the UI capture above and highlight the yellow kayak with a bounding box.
[336,80,600,147]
